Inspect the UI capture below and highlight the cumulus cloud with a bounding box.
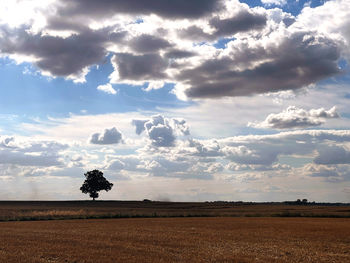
[164,49,197,59]
[209,11,267,38]
[57,0,223,19]
[261,0,287,6]
[303,163,350,182]
[310,107,339,118]
[0,136,68,167]
[222,145,278,165]
[110,53,168,84]
[179,10,267,41]
[132,115,190,147]
[188,139,222,157]
[90,127,123,145]
[249,106,340,129]
[0,0,348,97]
[177,32,341,99]
[129,34,172,53]
[143,81,165,92]
[0,26,120,81]
[314,146,350,165]
[132,116,175,147]
[104,152,215,180]
[141,115,176,147]
[295,0,350,58]
[205,163,224,173]
[147,123,175,147]
[226,163,290,172]
[97,83,117,95]
[11,109,344,185]
[99,125,350,181]
[131,119,148,135]
[219,130,350,166]
[13,111,350,183]
[172,118,190,136]
[107,159,125,171]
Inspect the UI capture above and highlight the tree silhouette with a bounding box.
[80,170,113,200]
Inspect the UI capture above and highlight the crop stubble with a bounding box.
[0,217,349,263]
[0,201,349,221]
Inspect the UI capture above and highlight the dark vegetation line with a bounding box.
[2,212,350,223]
[0,200,349,222]
[1,200,349,205]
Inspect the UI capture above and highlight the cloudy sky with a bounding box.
[0,0,350,202]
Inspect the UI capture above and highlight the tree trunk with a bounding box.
[93,197,95,201]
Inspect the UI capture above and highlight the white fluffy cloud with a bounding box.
[15,110,350,183]
[0,136,67,167]
[97,83,117,95]
[0,110,349,201]
[101,126,350,181]
[261,0,287,6]
[218,130,350,169]
[249,106,339,129]
[132,115,190,147]
[295,0,350,58]
[303,163,350,182]
[90,127,123,145]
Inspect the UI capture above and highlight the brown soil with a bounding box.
[0,217,349,262]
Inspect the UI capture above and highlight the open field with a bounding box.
[0,217,349,262]
[0,201,349,221]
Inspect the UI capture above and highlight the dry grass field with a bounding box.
[0,201,349,221]
[0,217,349,263]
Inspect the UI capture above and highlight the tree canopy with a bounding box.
[80,170,113,200]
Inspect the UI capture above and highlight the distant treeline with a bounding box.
[204,200,350,206]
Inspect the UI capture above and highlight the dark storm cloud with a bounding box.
[58,0,223,19]
[113,53,168,81]
[0,27,124,77]
[179,32,341,98]
[129,34,172,53]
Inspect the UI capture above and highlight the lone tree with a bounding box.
[80,170,113,200]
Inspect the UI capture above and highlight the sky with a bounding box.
[0,0,350,202]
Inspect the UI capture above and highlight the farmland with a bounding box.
[0,201,348,262]
[0,201,349,221]
[0,217,349,262]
